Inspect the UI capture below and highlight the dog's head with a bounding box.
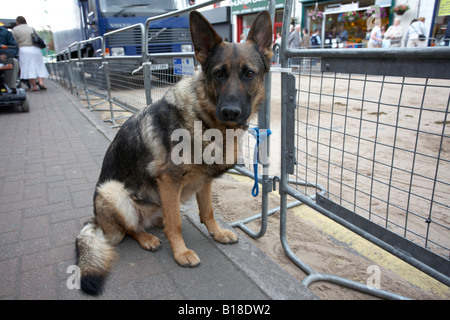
[189,10,273,126]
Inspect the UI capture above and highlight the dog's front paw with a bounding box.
[132,232,162,252]
[140,236,162,252]
[211,229,239,244]
[175,249,201,268]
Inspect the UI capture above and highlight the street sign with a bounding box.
[173,58,194,76]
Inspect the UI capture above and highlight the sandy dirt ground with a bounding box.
[75,68,449,300]
[212,173,449,300]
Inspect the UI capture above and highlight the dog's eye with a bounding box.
[245,70,255,78]
[215,70,224,78]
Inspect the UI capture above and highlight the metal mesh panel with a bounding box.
[81,58,108,99]
[51,62,73,91]
[68,60,86,98]
[145,60,186,104]
[106,57,146,112]
[289,57,450,259]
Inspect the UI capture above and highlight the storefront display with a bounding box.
[232,0,285,42]
[303,0,392,48]
[230,0,446,48]
[431,0,450,46]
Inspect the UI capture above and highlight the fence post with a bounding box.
[227,0,276,238]
[143,62,153,106]
[65,49,75,95]
[277,0,450,298]
[101,60,119,127]
[75,42,93,110]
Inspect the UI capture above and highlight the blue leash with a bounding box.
[248,127,271,197]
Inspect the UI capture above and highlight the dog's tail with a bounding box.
[75,219,118,295]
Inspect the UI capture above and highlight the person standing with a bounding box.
[288,24,301,48]
[338,25,348,47]
[301,28,310,48]
[368,23,382,48]
[384,18,404,47]
[12,16,49,91]
[310,29,321,48]
[299,28,311,68]
[288,25,301,67]
[405,17,427,48]
[275,32,282,46]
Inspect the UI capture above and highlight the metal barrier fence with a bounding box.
[279,0,450,299]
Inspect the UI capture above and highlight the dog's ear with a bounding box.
[189,11,222,65]
[246,10,273,69]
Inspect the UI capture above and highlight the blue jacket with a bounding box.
[0,26,19,58]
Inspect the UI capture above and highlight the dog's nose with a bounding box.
[221,106,241,121]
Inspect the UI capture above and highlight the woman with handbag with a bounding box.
[12,16,49,91]
[405,17,427,48]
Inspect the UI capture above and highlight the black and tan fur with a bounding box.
[75,10,273,295]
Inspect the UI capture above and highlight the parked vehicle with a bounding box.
[51,0,194,59]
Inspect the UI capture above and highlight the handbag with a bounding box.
[382,38,391,48]
[31,28,46,49]
[412,25,426,41]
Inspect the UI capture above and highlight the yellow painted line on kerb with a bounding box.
[291,204,449,298]
[226,173,450,298]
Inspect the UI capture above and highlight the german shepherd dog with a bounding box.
[75,10,273,295]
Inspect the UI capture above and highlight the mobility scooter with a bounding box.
[0,45,29,112]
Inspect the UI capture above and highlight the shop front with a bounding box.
[300,0,394,48]
[230,0,445,47]
[231,0,285,42]
[431,0,450,46]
